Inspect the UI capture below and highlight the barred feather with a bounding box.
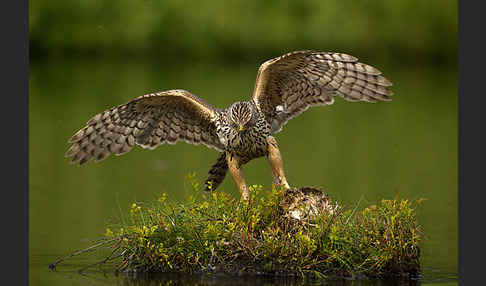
[65,89,223,165]
[204,152,228,191]
[66,50,394,195]
[252,50,393,133]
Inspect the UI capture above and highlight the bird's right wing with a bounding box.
[252,50,393,133]
[65,89,224,165]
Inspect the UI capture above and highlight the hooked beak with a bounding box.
[238,125,245,132]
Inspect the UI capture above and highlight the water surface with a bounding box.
[30,58,457,285]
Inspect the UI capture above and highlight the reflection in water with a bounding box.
[49,269,422,286]
[120,273,419,286]
[37,254,457,286]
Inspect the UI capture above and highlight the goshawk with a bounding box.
[65,50,393,200]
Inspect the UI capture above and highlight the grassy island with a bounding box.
[52,174,422,280]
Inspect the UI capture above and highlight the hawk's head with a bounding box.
[228,102,254,132]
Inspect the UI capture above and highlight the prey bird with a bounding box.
[65,50,393,200]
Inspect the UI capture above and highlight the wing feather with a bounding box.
[252,50,393,133]
[65,89,223,165]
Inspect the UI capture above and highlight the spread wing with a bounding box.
[65,89,223,165]
[252,50,393,133]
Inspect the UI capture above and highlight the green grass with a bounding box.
[99,173,422,279]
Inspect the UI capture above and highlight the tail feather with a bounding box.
[205,152,228,191]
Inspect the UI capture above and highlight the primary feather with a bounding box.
[66,50,393,194]
[252,50,393,133]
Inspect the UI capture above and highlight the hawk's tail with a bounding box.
[204,152,228,191]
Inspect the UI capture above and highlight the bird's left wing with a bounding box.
[252,50,393,133]
[65,89,224,165]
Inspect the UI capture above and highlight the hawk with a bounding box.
[65,50,393,200]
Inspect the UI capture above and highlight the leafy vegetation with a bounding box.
[98,173,422,279]
[30,0,456,68]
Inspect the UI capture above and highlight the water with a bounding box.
[29,58,457,285]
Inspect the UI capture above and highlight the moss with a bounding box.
[101,174,422,279]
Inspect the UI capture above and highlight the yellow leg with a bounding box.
[226,153,249,200]
[266,136,290,190]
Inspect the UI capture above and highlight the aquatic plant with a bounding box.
[102,173,421,279]
[51,173,422,279]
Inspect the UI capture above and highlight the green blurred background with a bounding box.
[29,1,457,285]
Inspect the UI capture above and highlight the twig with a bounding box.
[116,252,134,272]
[77,244,123,274]
[302,258,331,269]
[48,238,120,270]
